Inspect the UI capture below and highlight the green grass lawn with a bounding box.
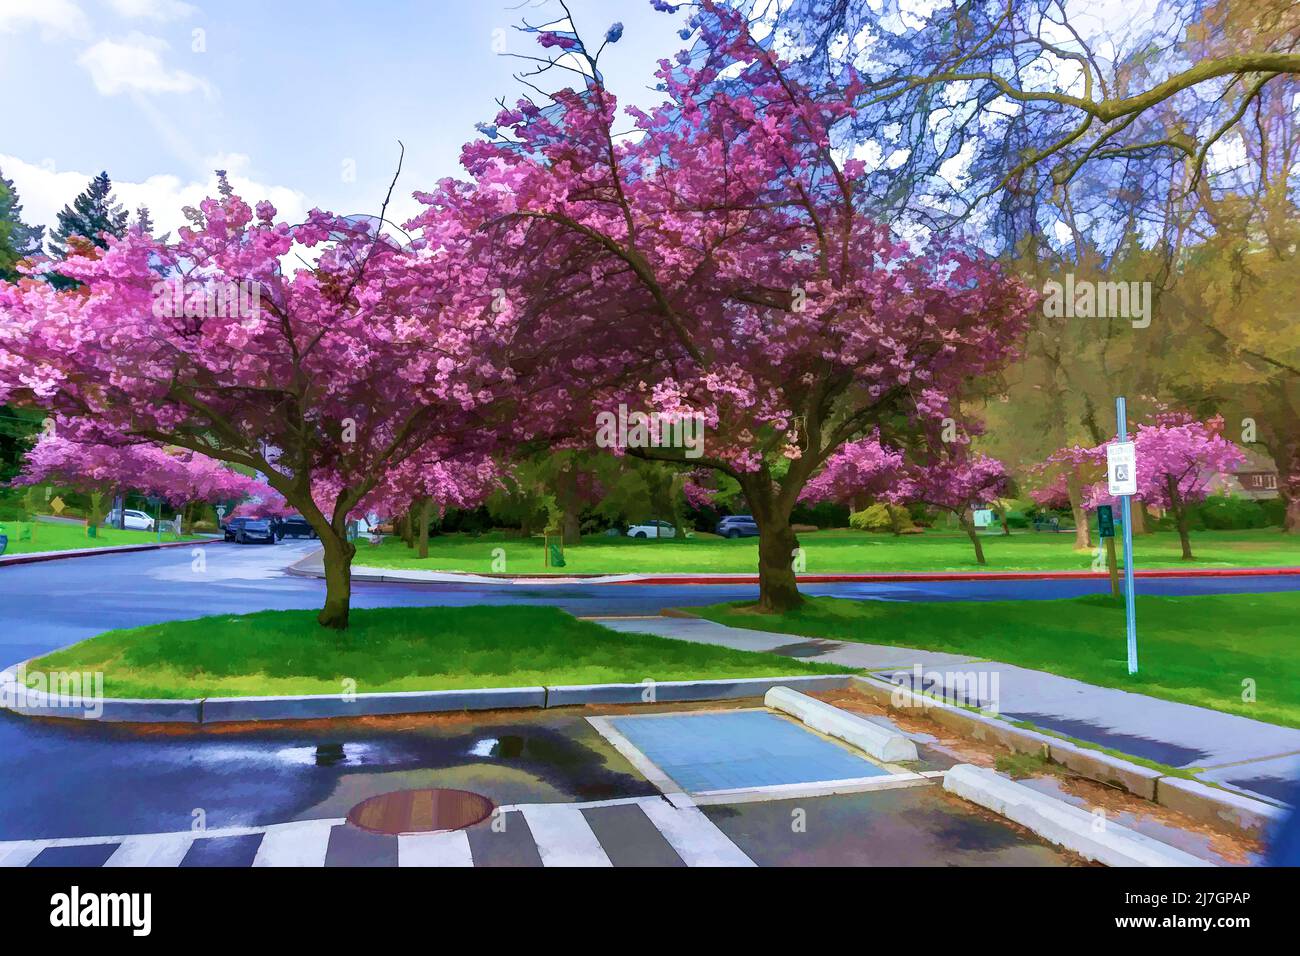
[355,527,1300,576]
[693,592,1300,728]
[28,605,851,699]
[0,520,197,556]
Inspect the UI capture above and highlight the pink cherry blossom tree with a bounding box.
[0,187,533,628]
[1085,414,1246,560]
[15,435,263,529]
[893,450,1009,565]
[435,2,1036,610]
[1029,444,1107,550]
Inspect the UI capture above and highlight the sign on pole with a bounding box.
[1114,398,1139,674]
[1106,442,1137,496]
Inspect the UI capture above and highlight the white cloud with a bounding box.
[78,33,214,97]
[106,0,198,20]
[0,0,90,40]
[0,152,310,240]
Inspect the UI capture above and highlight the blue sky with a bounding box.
[0,0,691,236]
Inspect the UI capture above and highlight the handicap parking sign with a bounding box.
[1106,442,1137,496]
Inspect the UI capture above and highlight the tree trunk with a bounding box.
[1281,442,1300,533]
[745,477,804,613]
[1067,473,1091,550]
[1168,479,1193,560]
[401,508,414,548]
[1130,501,1148,534]
[561,508,581,546]
[318,531,356,630]
[417,497,433,559]
[959,511,987,565]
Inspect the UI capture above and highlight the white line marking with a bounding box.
[690,772,936,805]
[0,842,47,867]
[519,804,611,867]
[252,820,338,868]
[398,831,473,867]
[0,819,348,850]
[104,832,195,867]
[637,798,755,867]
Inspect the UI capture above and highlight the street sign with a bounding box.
[1096,505,1115,538]
[1115,398,1138,674]
[216,505,227,518]
[1106,441,1137,496]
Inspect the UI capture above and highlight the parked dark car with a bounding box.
[276,515,317,539]
[224,517,276,544]
[716,514,760,538]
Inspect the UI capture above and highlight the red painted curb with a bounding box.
[603,567,1300,585]
[0,538,219,568]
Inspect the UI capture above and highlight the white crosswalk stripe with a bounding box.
[252,820,339,868]
[0,797,757,868]
[520,803,612,867]
[0,841,46,867]
[105,832,196,868]
[636,798,755,867]
[398,830,473,867]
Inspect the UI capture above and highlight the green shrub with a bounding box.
[1197,495,1270,530]
[1260,497,1287,528]
[850,503,915,533]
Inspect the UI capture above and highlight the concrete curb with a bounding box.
[765,685,918,762]
[545,674,854,708]
[200,686,547,723]
[0,537,219,568]
[1155,775,1289,841]
[943,764,1213,867]
[849,674,1288,841]
[0,665,852,725]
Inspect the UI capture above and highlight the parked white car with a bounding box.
[626,520,676,539]
[108,509,154,531]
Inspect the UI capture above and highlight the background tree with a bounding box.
[0,187,542,629]
[451,3,1035,611]
[0,170,44,281]
[1084,413,1247,559]
[46,171,129,259]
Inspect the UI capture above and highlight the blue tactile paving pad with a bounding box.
[609,710,886,793]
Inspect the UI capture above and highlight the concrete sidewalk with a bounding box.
[594,616,1300,808]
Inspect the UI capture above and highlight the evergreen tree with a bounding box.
[133,204,155,237]
[46,171,128,259]
[0,169,45,281]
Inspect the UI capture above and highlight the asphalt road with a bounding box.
[1,541,1295,851]
[4,539,1297,670]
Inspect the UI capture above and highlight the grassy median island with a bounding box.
[693,592,1300,728]
[0,520,199,556]
[355,527,1300,576]
[29,605,852,699]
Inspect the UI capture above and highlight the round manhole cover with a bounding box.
[347,788,496,835]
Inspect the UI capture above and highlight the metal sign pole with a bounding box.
[1116,397,1138,674]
